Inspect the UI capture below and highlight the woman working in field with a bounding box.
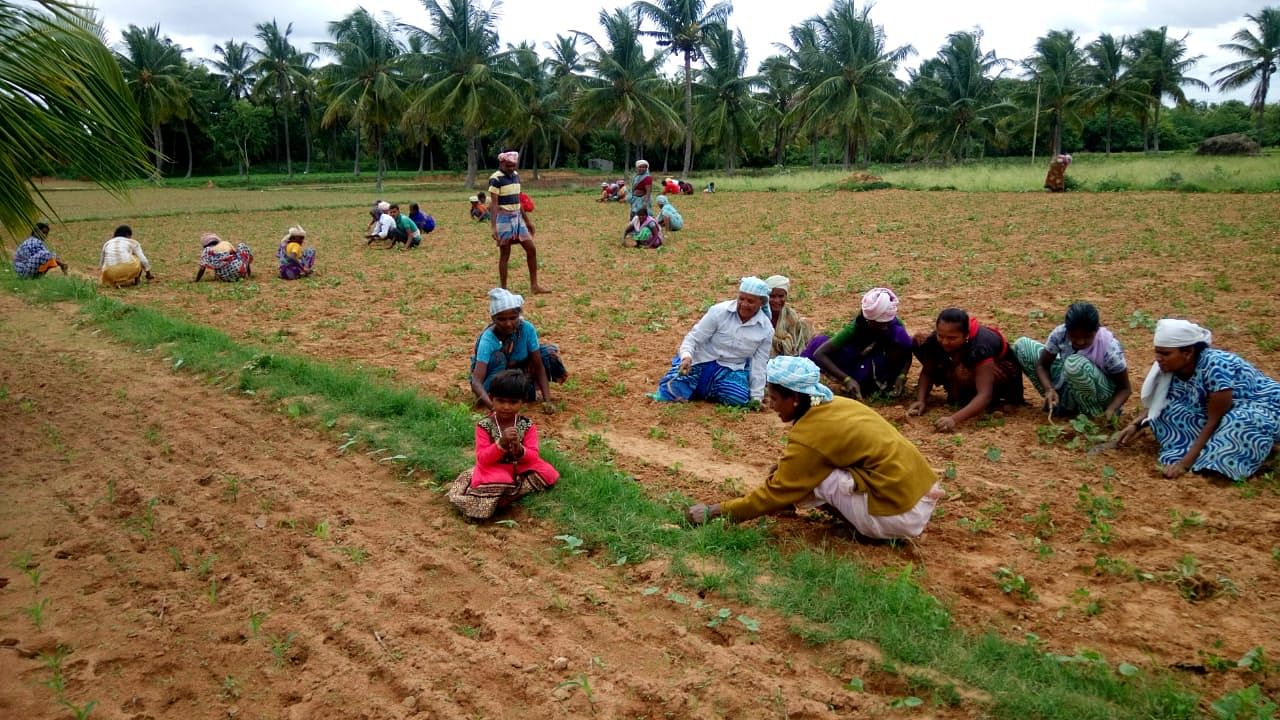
[621,207,663,248]
[277,225,316,279]
[765,275,813,358]
[652,277,773,407]
[628,160,654,218]
[805,287,913,400]
[1012,302,1131,418]
[194,233,253,282]
[1117,319,1280,481]
[685,357,943,540]
[909,308,1023,431]
[470,288,566,414]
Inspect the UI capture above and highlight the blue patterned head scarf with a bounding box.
[739,276,769,297]
[766,356,834,404]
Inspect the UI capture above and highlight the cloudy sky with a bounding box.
[86,0,1262,104]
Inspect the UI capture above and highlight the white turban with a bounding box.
[1140,319,1213,421]
[498,151,519,164]
[861,287,899,323]
[635,159,649,168]
[377,201,390,212]
[488,287,524,316]
[764,275,790,293]
[282,225,306,244]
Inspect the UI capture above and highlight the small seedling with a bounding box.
[248,610,267,637]
[24,597,50,630]
[207,577,219,604]
[553,535,585,555]
[166,547,186,572]
[994,566,1037,602]
[269,632,297,668]
[336,545,369,565]
[555,672,595,706]
[194,554,216,580]
[1169,509,1206,538]
[1209,684,1277,720]
[1238,646,1269,673]
[706,607,732,629]
[58,699,97,720]
[220,675,242,700]
[40,645,70,693]
[311,520,330,540]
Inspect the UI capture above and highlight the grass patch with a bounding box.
[5,273,1201,719]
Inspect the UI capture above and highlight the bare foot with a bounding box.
[531,286,552,294]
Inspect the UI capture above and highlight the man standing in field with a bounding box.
[489,151,549,293]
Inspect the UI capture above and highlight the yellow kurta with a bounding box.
[720,397,935,520]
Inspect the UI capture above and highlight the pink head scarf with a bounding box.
[497,151,519,165]
[861,287,899,323]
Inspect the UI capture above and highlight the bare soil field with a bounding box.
[5,184,1280,715]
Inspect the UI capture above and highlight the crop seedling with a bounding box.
[1209,684,1277,720]
[220,675,242,700]
[1023,503,1055,539]
[24,597,50,630]
[194,554,216,580]
[337,545,369,565]
[554,535,585,556]
[207,577,220,604]
[166,547,185,571]
[312,520,330,540]
[1169,509,1206,538]
[40,645,70,694]
[248,610,267,637]
[58,699,97,720]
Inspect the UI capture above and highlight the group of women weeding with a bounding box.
[13,150,1278,540]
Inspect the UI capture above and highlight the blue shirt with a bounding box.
[13,236,56,278]
[659,203,683,230]
[472,319,540,388]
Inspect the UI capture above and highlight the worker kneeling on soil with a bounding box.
[685,356,943,540]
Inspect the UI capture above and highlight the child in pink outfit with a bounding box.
[448,370,559,520]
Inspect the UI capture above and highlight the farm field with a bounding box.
[4,180,1280,717]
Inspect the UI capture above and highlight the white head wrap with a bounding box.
[488,287,524,316]
[635,159,649,169]
[377,201,390,212]
[1140,319,1213,421]
[498,151,519,164]
[281,225,306,244]
[764,275,790,293]
[861,287,899,323]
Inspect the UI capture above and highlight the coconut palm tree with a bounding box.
[785,1,913,169]
[401,0,520,188]
[1,0,151,233]
[573,8,681,164]
[694,26,763,173]
[250,19,313,177]
[116,24,191,181]
[543,34,584,167]
[902,30,1011,162]
[1213,7,1280,138]
[756,55,797,166]
[1084,33,1147,155]
[210,39,255,100]
[503,43,576,179]
[1023,29,1089,156]
[632,0,733,179]
[316,9,407,191]
[1127,26,1207,151]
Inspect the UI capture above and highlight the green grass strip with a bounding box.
[4,272,1200,719]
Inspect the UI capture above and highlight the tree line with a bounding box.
[38,1,1280,193]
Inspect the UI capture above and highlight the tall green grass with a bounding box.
[703,151,1280,193]
[4,273,1202,719]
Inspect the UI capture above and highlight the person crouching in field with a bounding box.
[386,204,421,249]
[765,275,813,358]
[470,288,567,414]
[1012,302,1131,419]
[621,207,663,248]
[448,369,559,521]
[470,193,490,221]
[805,287,913,401]
[12,223,67,279]
[409,203,435,239]
[909,308,1024,432]
[655,195,683,232]
[195,233,253,282]
[277,225,316,280]
[1044,154,1072,192]
[652,277,773,407]
[685,357,943,540]
[100,225,154,287]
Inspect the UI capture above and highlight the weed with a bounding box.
[194,554,216,580]
[1168,509,1206,538]
[207,577,220,604]
[1023,503,1055,539]
[555,672,596,707]
[1209,684,1277,720]
[455,625,481,639]
[311,520,330,540]
[166,547,186,571]
[220,675,242,700]
[1238,646,1270,674]
[1166,555,1233,603]
[337,545,369,565]
[223,475,241,503]
[994,567,1037,602]
[957,516,992,534]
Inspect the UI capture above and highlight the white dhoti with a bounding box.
[797,469,942,540]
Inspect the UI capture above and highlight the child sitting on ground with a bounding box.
[447,369,560,520]
[470,193,490,221]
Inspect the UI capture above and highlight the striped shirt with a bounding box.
[100,236,150,271]
[487,170,521,212]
